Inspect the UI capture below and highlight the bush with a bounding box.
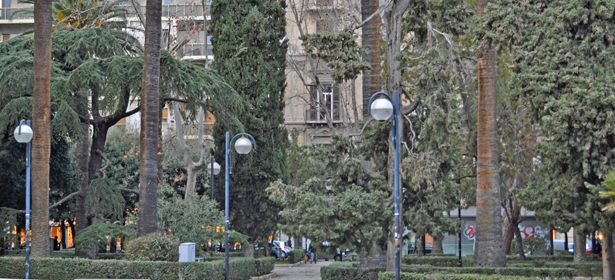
[379,272,534,280]
[321,261,384,280]
[288,249,306,264]
[403,255,473,267]
[401,264,576,278]
[508,261,603,277]
[124,233,180,262]
[253,257,275,276]
[0,257,255,280]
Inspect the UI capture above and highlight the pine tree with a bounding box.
[483,0,615,264]
[211,0,288,253]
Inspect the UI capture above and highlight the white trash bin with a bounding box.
[179,242,196,262]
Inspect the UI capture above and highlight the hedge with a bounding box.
[321,261,384,280]
[508,261,603,277]
[288,249,306,264]
[401,264,576,278]
[379,272,534,280]
[253,257,275,276]
[0,257,255,280]
[506,254,600,262]
[403,255,473,267]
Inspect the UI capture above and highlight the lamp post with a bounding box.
[368,92,401,280]
[14,120,33,279]
[208,157,221,200]
[224,132,256,280]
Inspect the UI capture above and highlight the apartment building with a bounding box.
[0,0,363,144]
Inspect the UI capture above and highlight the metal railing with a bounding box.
[0,4,211,21]
[0,8,31,20]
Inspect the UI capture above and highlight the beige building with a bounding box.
[0,0,364,144]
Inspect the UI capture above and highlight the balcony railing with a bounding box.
[0,8,31,20]
[305,107,341,123]
[176,42,212,57]
[0,4,211,21]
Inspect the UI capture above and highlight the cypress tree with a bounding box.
[211,0,288,250]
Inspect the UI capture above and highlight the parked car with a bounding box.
[270,241,288,259]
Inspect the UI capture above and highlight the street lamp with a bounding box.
[368,92,401,280]
[224,132,256,280]
[14,120,33,279]
[208,158,221,200]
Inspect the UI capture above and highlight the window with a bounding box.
[308,84,340,122]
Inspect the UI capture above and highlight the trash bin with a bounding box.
[179,242,196,262]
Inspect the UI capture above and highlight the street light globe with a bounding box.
[208,161,221,175]
[235,137,252,154]
[370,98,394,121]
[14,123,33,143]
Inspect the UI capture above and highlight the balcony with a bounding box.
[305,107,341,124]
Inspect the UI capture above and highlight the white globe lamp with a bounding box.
[14,123,33,143]
[208,161,221,175]
[370,98,394,121]
[234,137,252,154]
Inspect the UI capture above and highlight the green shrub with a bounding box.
[288,249,306,263]
[401,264,576,278]
[253,257,275,276]
[321,261,384,280]
[124,233,180,261]
[508,261,603,277]
[403,255,473,267]
[0,257,255,280]
[99,252,123,260]
[379,272,534,280]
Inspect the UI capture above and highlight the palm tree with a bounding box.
[31,0,53,258]
[473,0,506,267]
[11,0,142,53]
[138,0,163,237]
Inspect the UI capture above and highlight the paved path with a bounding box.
[271,260,332,280]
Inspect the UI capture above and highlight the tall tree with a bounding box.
[211,0,288,254]
[138,0,163,237]
[31,0,53,258]
[484,0,615,264]
[472,0,505,267]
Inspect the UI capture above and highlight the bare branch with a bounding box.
[353,0,393,30]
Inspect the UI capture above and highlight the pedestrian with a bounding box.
[309,243,317,264]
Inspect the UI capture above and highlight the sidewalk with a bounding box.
[270,260,331,280]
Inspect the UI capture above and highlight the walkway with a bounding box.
[270,260,331,280]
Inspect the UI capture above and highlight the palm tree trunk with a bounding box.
[138,0,163,237]
[574,230,587,262]
[361,0,380,118]
[603,233,614,280]
[473,0,505,268]
[31,0,53,258]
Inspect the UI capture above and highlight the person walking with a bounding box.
[309,243,317,264]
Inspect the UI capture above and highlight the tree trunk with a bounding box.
[433,236,444,254]
[361,0,381,118]
[31,0,53,258]
[513,225,526,260]
[574,231,587,262]
[360,241,387,267]
[473,0,505,268]
[173,103,208,200]
[60,220,66,249]
[503,220,514,255]
[564,231,569,251]
[74,123,90,254]
[603,233,614,280]
[244,244,255,258]
[138,0,163,237]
